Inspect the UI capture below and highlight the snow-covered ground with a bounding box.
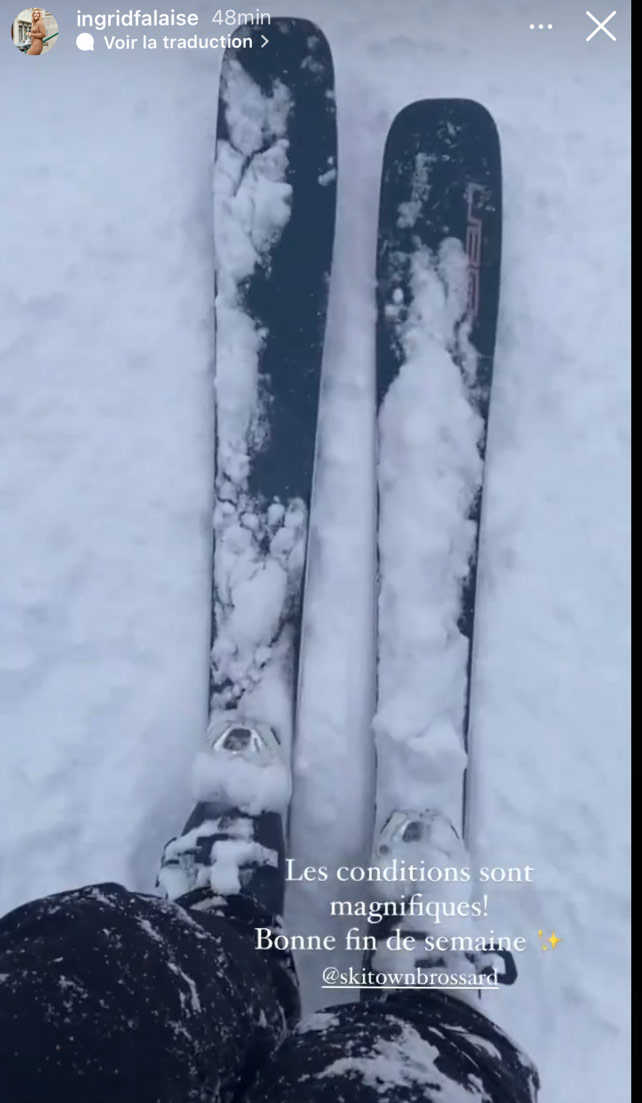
[0,2,630,1101]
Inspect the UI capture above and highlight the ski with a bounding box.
[207,19,337,770]
[374,99,502,839]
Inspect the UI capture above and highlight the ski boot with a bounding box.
[158,717,291,921]
[362,810,517,1004]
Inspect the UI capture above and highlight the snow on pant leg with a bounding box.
[242,992,540,1102]
[0,882,297,1103]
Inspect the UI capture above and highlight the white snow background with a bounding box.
[0,2,630,1101]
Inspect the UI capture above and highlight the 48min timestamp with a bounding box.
[212,9,271,24]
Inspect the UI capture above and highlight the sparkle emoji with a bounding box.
[538,930,561,950]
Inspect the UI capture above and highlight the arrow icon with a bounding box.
[261,34,269,47]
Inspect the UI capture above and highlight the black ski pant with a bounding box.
[0,883,539,1103]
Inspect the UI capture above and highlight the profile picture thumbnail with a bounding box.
[11,7,58,55]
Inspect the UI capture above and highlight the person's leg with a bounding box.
[0,721,298,1103]
[243,994,539,1103]
[244,809,538,1103]
[0,882,295,1103]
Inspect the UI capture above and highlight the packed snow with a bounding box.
[375,241,482,832]
[0,2,630,1103]
[192,740,290,813]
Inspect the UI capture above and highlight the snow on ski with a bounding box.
[205,19,337,784]
[374,100,502,838]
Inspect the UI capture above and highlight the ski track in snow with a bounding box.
[0,3,629,1102]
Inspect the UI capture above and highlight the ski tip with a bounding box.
[267,16,332,50]
[388,98,498,128]
[223,15,332,67]
[220,17,334,103]
[385,99,500,151]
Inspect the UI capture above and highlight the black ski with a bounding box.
[208,19,337,756]
[374,100,502,837]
